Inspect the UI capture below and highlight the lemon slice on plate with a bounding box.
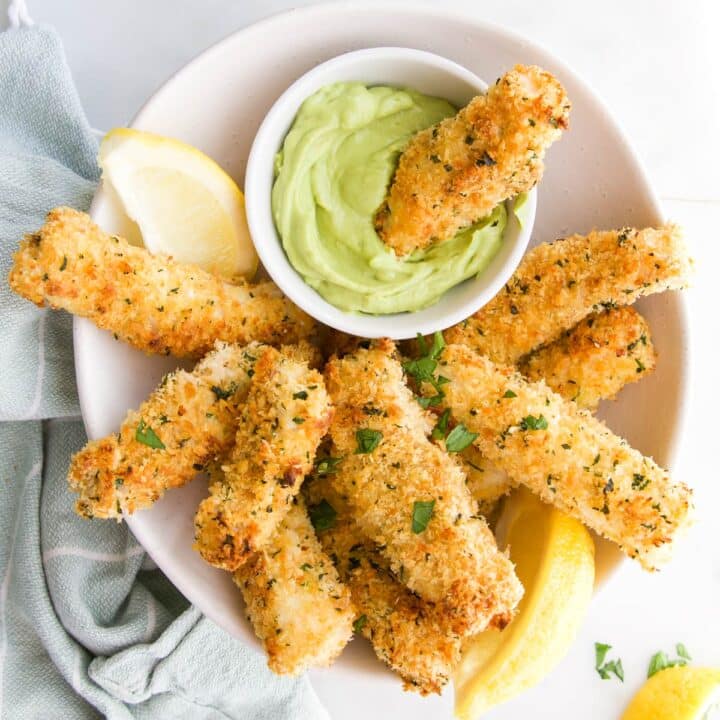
[98,127,257,280]
[454,487,595,719]
[621,666,720,720]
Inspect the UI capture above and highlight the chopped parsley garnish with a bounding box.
[431,409,451,441]
[635,358,646,373]
[292,417,305,424]
[211,382,238,400]
[135,420,165,450]
[314,456,343,477]
[632,473,650,491]
[412,500,435,534]
[503,389,517,398]
[353,614,368,633]
[404,332,448,406]
[293,390,308,400]
[309,499,337,532]
[594,642,624,682]
[355,429,382,454]
[520,414,548,431]
[647,644,691,678]
[59,255,67,271]
[444,424,478,453]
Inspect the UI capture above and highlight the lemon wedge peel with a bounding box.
[99,128,257,280]
[621,665,720,720]
[454,488,595,719]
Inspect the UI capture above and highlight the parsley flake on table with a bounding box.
[594,642,624,682]
[647,643,692,677]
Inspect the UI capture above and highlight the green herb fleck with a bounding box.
[293,390,308,400]
[445,424,478,453]
[211,382,238,400]
[135,420,165,450]
[647,644,691,678]
[59,255,67,271]
[353,614,368,633]
[355,429,382,454]
[431,409,451,441]
[520,414,548,431]
[412,500,435,534]
[309,499,337,532]
[595,642,624,682]
[314,456,343,477]
[503,390,517,398]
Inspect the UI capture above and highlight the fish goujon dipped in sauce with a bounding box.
[272,82,518,315]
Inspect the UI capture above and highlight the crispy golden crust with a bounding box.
[303,475,462,695]
[520,307,656,409]
[444,224,691,365]
[67,341,261,519]
[435,344,693,570]
[194,346,332,571]
[375,65,570,255]
[233,496,354,676]
[324,344,522,635]
[8,207,317,358]
[462,307,657,511]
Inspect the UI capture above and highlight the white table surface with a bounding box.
[3,1,719,718]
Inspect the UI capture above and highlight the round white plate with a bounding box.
[74,3,689,718]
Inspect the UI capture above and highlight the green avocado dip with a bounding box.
[272,82,509,315]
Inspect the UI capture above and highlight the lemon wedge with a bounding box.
[621,666,720,720]
[98,127,257,280]
[454,487,595,719]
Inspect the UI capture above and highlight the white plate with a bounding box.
[74,3,689,718]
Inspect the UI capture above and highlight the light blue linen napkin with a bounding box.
[0,24,329,720]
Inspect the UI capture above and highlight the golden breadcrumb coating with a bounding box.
[194,346,332,571]
[444,224,690,365]
[233,496,354,676]
[304,475,462,695]
[67,341,261,519]
[8,207,317,358]
[375,65,570,255]
[324,342,522,635]
[460,445,516,517]
[520,307,656,409]
[434,344,693,570]
[462,306,657,511]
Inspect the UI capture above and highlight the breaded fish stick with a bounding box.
[325,343,522,635]
[463,307,657,511]
[375,65,570,255]
[304,475,462,695]
[435,344,693,570]
[234,496,354,676]
[520,306,656,409]
[194,346,332,571]
[68,341,261,519]
[8,207,317,358]
[444,224,690,365]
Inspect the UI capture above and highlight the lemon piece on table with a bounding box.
[621,666,720,720]
[454,487,595,719]
[98,127,257,280]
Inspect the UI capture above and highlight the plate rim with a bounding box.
[73,0,692,697]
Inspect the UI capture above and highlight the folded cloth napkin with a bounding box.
[0,24,329,720]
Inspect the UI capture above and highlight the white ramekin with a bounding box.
[245,46,536,339]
